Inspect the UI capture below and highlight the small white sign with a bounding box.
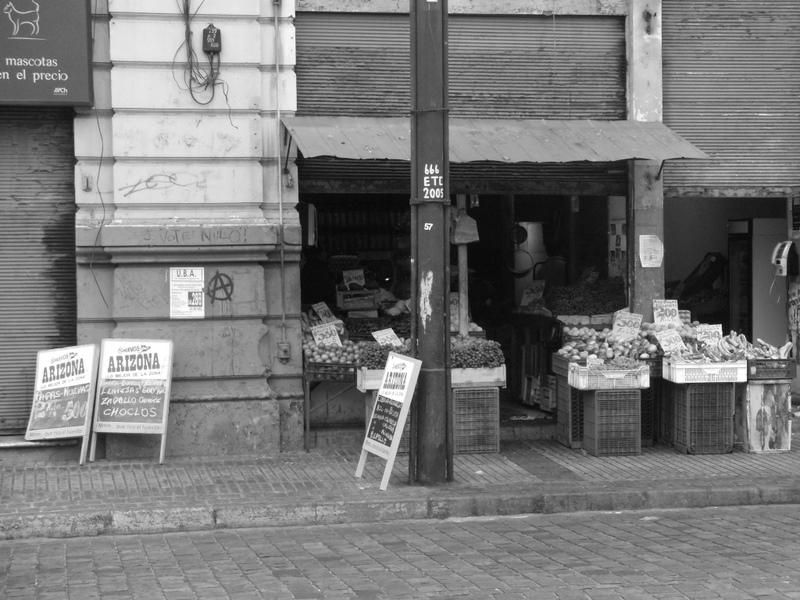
[612,310,643,342]
[696,324,723,344]
[653,299,681,327]
[170,267,205,319]
[311,322,342,347]
[311,302,337,323]
[372,328,402,347]
[654,329,686,355]
[639,234,664,268]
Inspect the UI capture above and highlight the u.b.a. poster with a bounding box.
[90,339,174,464]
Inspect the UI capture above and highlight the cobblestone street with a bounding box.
[3,504,800,599]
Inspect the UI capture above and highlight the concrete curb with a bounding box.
[4,479,800,540]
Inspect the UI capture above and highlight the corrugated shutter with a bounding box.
[295,13,626,119]
[0,108,76,433]
[662,1,800,191]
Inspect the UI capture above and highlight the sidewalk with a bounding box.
[3,438,800,541]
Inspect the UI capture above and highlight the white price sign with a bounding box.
[654,329,686,355]
[372,328,402,347]
[653,299,681,327]
[611,310,643,341]
[311,322,342,347]
[696,324,723,344]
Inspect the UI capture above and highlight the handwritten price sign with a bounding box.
[311,302,337,323]
[611,310,643,341]
[653,299,681,327]
[654,329,686,355]
[311,322,342,347]
[696,324,723,344]
[372,328,402,347]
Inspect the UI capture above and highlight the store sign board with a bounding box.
[25,344,99,464]
[653,299,681,327]
[355,352,421,490]
[611,310,642,342]
[90,339,174,464]
[0,0,93,106]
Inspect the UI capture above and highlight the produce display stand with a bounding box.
[508,313,562,407]
[734,359,795,453]
[357,365,506,454]
[566,363,649,457]
[662,358,747,454]
[303,359,358,451]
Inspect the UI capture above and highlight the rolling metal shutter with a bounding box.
[294,13,626,193]
[662,1,800,191]
[295,13,626,119]
[0,108,76,433]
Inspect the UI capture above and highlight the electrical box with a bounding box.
[202,24,221,54]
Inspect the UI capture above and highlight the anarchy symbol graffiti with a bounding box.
[207,271,233,304]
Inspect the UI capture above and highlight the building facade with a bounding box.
[1,0,798,457]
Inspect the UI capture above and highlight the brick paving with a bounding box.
[2,439,800,540]
[3,504,800,599]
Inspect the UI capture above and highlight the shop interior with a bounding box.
[298,192,790,432]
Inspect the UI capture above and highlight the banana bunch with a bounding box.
[710,331,792,361]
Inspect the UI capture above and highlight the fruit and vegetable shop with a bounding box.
[295,176,797,456]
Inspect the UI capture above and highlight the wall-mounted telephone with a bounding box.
[771,240,799,277]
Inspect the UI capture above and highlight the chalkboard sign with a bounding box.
[355,352,421,490]
[25,344,99,465]
[89,339,174,464]
[366,395,402,447]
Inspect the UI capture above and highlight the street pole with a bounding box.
[409,0,452,484]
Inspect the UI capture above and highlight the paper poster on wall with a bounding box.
[25,344,99,465]
[170,267,204,319]
[639,235,664,268]
[355,352,422,490]
[89,339,174,464]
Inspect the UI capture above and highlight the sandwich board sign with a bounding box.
[25,344,100,465]
[355,352,421,490]
[89,339,174,464]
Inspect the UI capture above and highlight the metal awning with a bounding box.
[282,116,709,163]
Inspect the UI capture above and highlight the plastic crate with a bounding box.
[304,361,357,382]
[670,381,735,454]
[653,379,673,445]
[453,387,499,453]
[663,359,746,383]
[640,380,660,447]
[551,353,571,377]
[568,363,649,390]
[555,375,583,449]
[642,356,663,379]
[583,389,642,457]
[336,289,376,310]
[747,359,796,381]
